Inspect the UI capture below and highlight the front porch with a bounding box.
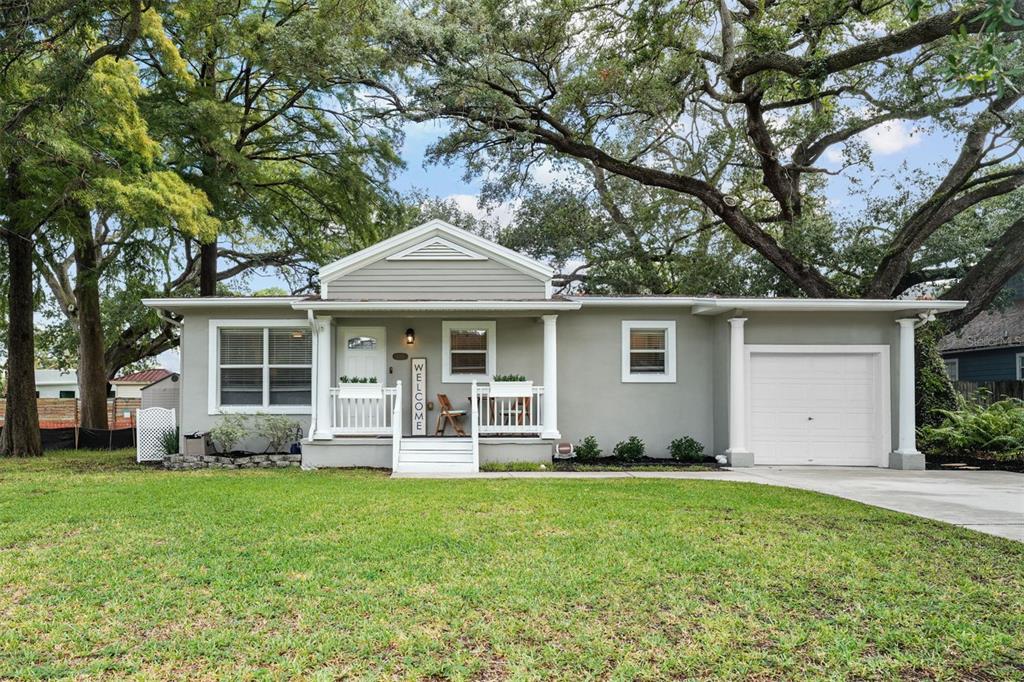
[298,308,568,472]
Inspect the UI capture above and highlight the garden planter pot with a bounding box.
[335,383,383,399]
[489,380,533,398]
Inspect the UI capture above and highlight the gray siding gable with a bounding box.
[321,227,550,301]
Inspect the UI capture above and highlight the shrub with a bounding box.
[492,374,527,382]
[915,323,963,428]
[257,415,300,453]
[338,376,377,383]
[575,435,601,461]
[919,398,1024,461]
[208,414,250,454]
[158,427,180,456]
[613,436,645,461]
[669,436,705,462]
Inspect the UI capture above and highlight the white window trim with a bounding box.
[208,319,312,415]
[944,357,960,381]
[442,320,496,383]
[1017,352,1024,380]
[621,320,676,383]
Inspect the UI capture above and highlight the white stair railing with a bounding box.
[330,385,398,435]
[391,380,402,470]
[470,381,480,470]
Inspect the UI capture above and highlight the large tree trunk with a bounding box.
[0,165,42,456]
[72,205,109,430]
[199,241,217,296]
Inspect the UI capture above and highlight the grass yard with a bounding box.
[1,450,1023,680]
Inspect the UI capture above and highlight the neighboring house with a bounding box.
[144,219,967,473]
[34,369,78,399]
[112,368,175,399]
[140,372,180,415]
[939,272,1024,381]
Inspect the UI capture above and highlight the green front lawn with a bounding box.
[1,450,1022,680]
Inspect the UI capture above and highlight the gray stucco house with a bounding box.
[144,220,966,473]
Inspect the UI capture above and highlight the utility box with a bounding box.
[184,433,211,456]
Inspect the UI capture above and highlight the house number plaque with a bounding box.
[411,358,427,436]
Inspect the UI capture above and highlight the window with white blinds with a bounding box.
[212,322,312,411]
[621,320,676,382]
[442,320,496,382]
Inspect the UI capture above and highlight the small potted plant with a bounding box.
[489,373,533,397]
[336,375,383,398]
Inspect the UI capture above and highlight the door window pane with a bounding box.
[346,336,377,350]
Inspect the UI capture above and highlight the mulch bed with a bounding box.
[926,453,1024,474]
[554,456,720,471]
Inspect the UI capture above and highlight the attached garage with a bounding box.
[746,346,890,466]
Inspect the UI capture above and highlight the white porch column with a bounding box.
[725,317,754,467]
[891,318,924,469]
[541,314,560,439]
[312,315,333,440]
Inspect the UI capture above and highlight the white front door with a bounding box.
[338,327,387,385]
[748,350,887,466]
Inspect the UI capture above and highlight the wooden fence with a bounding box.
[0,397,141,428]
[953,380,1024,405]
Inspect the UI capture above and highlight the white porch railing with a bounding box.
[330,384,399,435]
[472,384,545,435]
[391,381,402,470]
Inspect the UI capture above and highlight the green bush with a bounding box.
[613,436,645,461]
[919,398,1024,461]
[916,323,964,428]
[575,435,601,461]
[337,376,377,383]
[492,374,527,382]
[209,414,250,454]
[257,415,299,453]
[158,427,180,456]
[669,436,705,462]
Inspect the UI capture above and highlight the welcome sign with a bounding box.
[411,358,427,436]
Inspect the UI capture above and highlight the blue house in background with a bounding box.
[939,272,1024,382]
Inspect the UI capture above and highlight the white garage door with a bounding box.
[748,350,887,466]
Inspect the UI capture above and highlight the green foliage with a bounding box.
[208,414,250,454]
[337,376,378,383]
[916,324,964,429]
[256,415,300,454]
[669,436,705,462]
[575,435,602,461]
[479,461,546,471]
[919,398,1024,461]
[613,436,646,461]
[158,427,180,457]
[492,374,527,382]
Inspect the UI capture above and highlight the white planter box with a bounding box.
[335,383,384,399]
[488,380,533,398]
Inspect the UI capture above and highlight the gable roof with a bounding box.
[112,368,174,386]
[318,220,554,288]
[939,300,1024,353]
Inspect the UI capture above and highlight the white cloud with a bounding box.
[863,120,921,155]
[444,193,520,227]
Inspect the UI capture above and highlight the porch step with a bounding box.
[396,437,475,473]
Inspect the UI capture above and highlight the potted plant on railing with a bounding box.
[336,375,383,399]
[489,374,533,397]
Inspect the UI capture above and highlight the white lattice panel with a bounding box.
[137,407,176,462]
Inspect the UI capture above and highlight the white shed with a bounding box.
[140,372,180,419]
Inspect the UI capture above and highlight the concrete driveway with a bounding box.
[727,467,1024,542]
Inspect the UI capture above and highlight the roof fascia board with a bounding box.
[292,300,581,312]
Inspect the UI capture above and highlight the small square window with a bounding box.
[622,321,676,382]
[442,321,495,382]
[943,358,959,381]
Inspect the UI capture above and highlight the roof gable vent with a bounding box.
[385,236,487,262]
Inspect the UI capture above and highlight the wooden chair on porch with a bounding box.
[434,393,467,436]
